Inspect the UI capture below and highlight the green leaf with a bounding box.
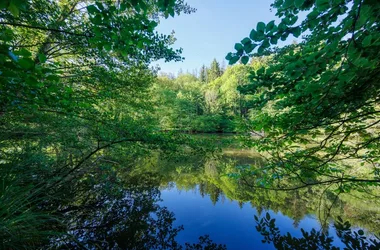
[241,56,249,65]
[292,27,301,38]
[234,43,244,51]
[266,213,271,220]
[362,35,372,47]
[104,44,112,51]
[0,1,7,9]
[121,50,128,57]
[261,39,270,49]
[8,2,19,17]
[316,0,329,11]
[289,16,298,25]
[358,230,364,236]
[131,0,139,7]
[225,52,233,60]
[294,0,304,8]
[26,76,43,87]
[0,54,5,65]
[241,37,251,45]
[169,7,175,17]
[92,14,102,25]
[95,2,104,10]
[46,74,60,82]
[244,43,257,53]
[18,58,34,69]
[278,23,287,32]
[38,53,47,63]
[229,55,239,65]
[266,21,275,32]
[258,45,265,54]
[120,3,127,11]
[270,37,278,45]
[257,22,266,33]
[257,67,265,75]
[87,5,98,14]
[139,1,148,12]
[283,0,294,8]
[249,29,259,41]
[16,48,32,57]
[0,29,14,42]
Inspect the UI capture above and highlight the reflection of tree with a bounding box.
[199,182,206,197]
[290,192,306,228]
[141,151,380,236]
[45,172,226,249]
[186,235,227,250]
[44,173,177,249]
[205,159,219,177]
[58,183,182,248]
[254,213,380,250]
[207,183,222,205]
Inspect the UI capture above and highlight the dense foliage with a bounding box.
[227,0,380,190]
[0,0,212,247]
[153,61,261,133]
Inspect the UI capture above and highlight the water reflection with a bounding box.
[143,149,379,249]
[58,175,183,249]
[255,212,380,250]
[50,173,226,249]
[25,146,379,249]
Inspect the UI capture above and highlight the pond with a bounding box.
[120,136,379,249]
[44,136,379,249]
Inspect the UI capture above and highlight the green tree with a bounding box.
[226,0,380,189]
[153,74,205,131]
[0,0,198,246]
[199,64,208,83]
[208,58,222,82]
[217,65,253,117]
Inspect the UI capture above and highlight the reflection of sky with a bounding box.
[159,184,346,249]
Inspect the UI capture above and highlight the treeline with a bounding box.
[152,59,266,133]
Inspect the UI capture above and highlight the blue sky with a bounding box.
[155,0,281,75]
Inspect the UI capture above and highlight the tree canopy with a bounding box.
[226,0,380,190]
[0,0,202,247]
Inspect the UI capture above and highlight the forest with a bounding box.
[0,0,379,249]
[153,59,261,133]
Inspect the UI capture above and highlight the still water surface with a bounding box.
[53,136,379,249]
[151,143,379,249]
[160,184,345,249]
